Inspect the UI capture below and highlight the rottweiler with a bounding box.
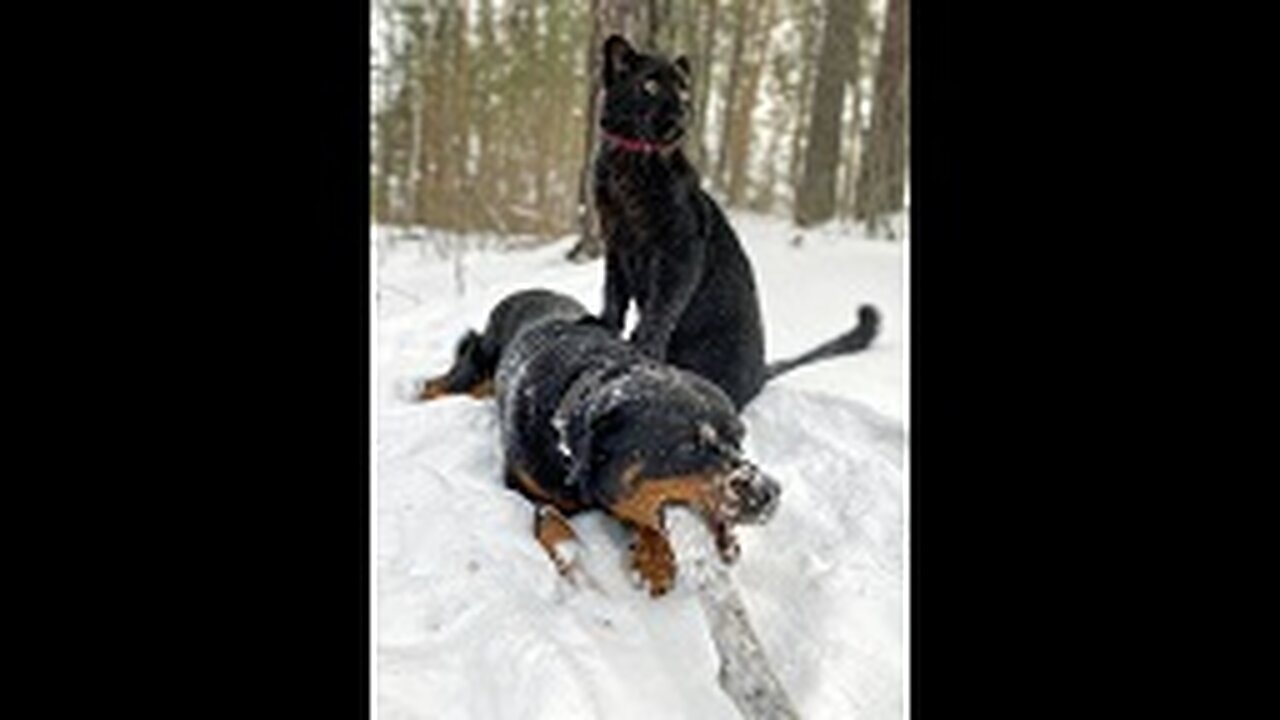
[494,309,781,597]
[593,34,882,410]
[417,289,590,401]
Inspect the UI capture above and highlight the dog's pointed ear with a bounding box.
[603,34,637,86]
[673,55,691,80]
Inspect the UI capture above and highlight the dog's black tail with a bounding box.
[764,304,881,380]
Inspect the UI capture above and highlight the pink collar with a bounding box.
[601,130,679,154]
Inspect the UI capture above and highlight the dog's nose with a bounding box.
[734,462,781,525]
[755,473,781,523]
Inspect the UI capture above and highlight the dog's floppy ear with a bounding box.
[562,423,598,499]
[603,34,638,86]
[562,402,627,498]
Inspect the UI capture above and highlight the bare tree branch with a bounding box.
[667,508,802,720]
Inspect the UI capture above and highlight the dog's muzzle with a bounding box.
[720,461,781,526]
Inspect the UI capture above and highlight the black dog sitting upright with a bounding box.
[594,35,882,409]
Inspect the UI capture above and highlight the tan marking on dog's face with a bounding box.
[418,376,451,401]
[608,462,721,530]
[467,378,495,399]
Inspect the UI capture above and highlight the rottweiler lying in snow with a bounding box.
[593,34,881,409]
[418,289,781,596]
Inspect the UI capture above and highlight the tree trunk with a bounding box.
[855,0,907,236]
[713,0,749,195]
[452,1,472,232]
[569,0,644,261]
[839,75,861,219]
[689,0,719,173]
[794,0,859,227]
[726,0,776,207]
[787,0,818,198]
[474,0,497,232]
[404,5,428,229]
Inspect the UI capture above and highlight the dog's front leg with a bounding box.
[534,504,582,579]
[600,246,630,335]
[632,242,703,361]
[629,524,677,597]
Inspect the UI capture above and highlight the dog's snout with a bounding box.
[728,463,781,525]
[754,473,781,522]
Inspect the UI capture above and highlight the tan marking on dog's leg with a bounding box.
[417,376,451,401]
[630,524,676,597]
[467,378,495,399]
[534,505,580,577]
[512,466,555,504]
[511,466,583,513]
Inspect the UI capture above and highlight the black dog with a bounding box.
[495,308,781,597]
[417,289,590,400]
[594,35,881,409]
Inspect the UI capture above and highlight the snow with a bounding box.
[376,211,905,719]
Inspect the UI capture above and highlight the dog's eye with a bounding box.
[642,78,660,96]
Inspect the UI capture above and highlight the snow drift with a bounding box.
[376,212,905,719]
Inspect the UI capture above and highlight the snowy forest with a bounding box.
[374,2,907,718]
[370,0,908,251]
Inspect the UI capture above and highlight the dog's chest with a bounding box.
[598,157,687,232]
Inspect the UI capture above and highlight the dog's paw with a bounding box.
[547,538,583,579]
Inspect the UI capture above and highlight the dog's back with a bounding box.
[664,194,767,406]
[481,289,590,360]
[419,289,589,400]
[496,317,644,511]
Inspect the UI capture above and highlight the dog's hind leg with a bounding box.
[417,375,452,401]
[467,378,495,398]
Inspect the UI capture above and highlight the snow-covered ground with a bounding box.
[375,212,905,720]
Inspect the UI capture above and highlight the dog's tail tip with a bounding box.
[855,303,882,337]
[856,303,880,325]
